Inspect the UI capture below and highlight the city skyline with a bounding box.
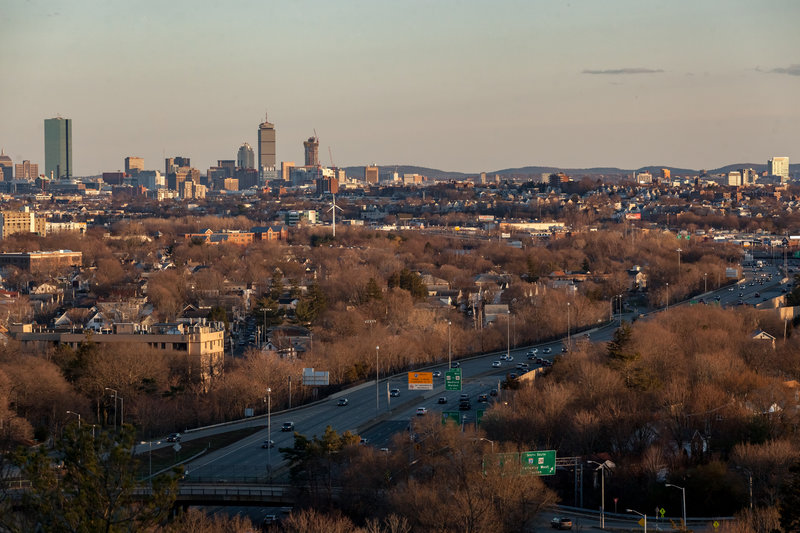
[1,1,798,175]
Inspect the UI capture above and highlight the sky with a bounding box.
[1,0,799,176]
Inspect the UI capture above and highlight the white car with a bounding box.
[492,361,502,368]
[416,407,428,416]
[542,347,552,354]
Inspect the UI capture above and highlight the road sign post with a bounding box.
[520,450,556,476]
[445,368,462,391]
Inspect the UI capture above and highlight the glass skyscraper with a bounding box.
[44,117,72,179]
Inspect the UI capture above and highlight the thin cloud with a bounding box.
[758,64,800,76]
[582,67,664,75]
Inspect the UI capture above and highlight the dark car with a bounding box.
[489,388,498,396]
[261,439,275,449]
[438,397,448,404]
[459,401,471,411]
[166,433,181,443]
[281,421,295,432]
[433,370,442,378]
[337,398,349,406]
[477,393,488,403]
[551,516,573,530]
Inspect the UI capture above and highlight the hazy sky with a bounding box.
[2,0,798,175]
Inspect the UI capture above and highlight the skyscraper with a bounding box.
[15,160,38,180]
[44,117,72,179]
[768,157,789,183]
[0,150,12,181]
[125,156,144,174]
[258,114,276,171]
[303,135,319,167]
[365,165,379,184]
[237,142,255,169]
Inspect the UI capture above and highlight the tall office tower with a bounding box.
[217,160,236,177]
[660,168,671,181]
[303,135,319,166]
[237,142,255,169]
[768,157,789,182]
[125,156,144,174]
[15,160,38,180]
[258,114,276,171]
[281,161,295,182]
[165,156,190,175]
[44,117,72,179]
[0,150,12,180]
[365,165,379,184]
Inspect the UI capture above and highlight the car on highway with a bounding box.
[459,401,471,410]
[359,437,368,445]
[492,361,502,368]
[490,388,498,396]
[551,516,573,530]
[451,361,460,368]
[337,398,349,406]
[433,370,442,378]
[541,347,552,354]
[281,422,295,432]
[477,393,488,403]
[517,362,529,370]
[166,433,181,443]
[416,407,428,416]
[459,393,469,402]
[261,439,275,449]
[390,388,400,397]
[526,349,537,356]
[438,397,448,404]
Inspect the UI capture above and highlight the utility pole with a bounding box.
[375,346,380,417]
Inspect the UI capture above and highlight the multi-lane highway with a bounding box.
[174,263,791,481]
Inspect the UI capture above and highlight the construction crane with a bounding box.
[328,146,335,169]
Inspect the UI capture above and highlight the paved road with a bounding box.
[174,263,790,482]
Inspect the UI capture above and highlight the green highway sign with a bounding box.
[476,409,486,425]
[441,411,461,425]
[520,450,556,476]
[483,452,520,475]
[445,368,462,391]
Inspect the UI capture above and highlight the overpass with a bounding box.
[135,482,296,507]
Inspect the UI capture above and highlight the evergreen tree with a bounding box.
[12,424,180,532]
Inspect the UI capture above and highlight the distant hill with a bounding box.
[344,162,799,180]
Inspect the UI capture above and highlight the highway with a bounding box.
[173,263,789,483]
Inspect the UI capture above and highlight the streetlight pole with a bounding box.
[477,437,495,454]
[626,509,646,532]
[506,311,510,360]
[267,387,272,481]
[375,346,380,417]
[676,247,682,285]
[104,387,117,430]
[665,282,670,311]
[665,483,686,529]
[704,272,708,293]
[566,302,571,349]
[66,410,81,428]
[448,320,452,369]
[588,460,607,529]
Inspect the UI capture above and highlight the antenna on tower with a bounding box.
[327,193,343,237]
